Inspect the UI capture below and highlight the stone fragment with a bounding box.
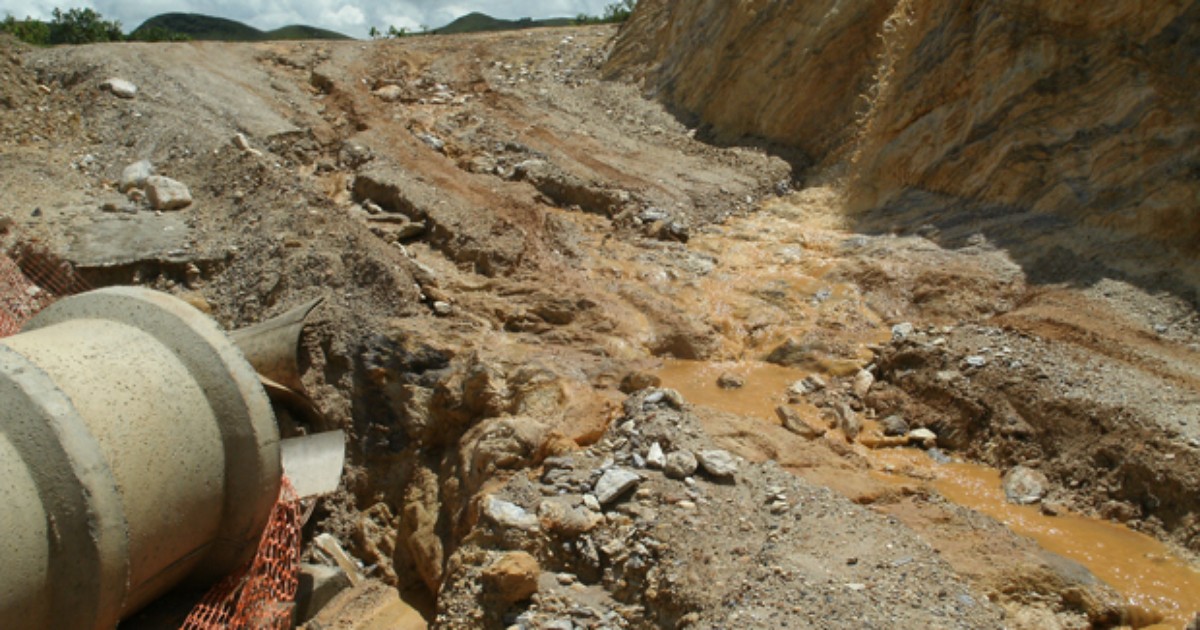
[881,415,910,437]
[314,533,363,585]
[620,370,661,393]
[144,175,193,210]
[100,77,137,98]
[775,405,825,439]
[696,449,738,478]
[645,442,665,469]
[295,563,352,623]
[907,427,937,448]
[663,450,698,479]
[482,496,539,531]
[717,372,744,389]
[482,551,540,603]
[594,468,640,505]
[538,496,602,535]
[834,402,861,440]
[415,132,444,152]
[852,369,875,398]
[892,322,914,340]
[120,160,154,192]
[1003,465,1050,505]
[964,355,988,368]
[373,84,403,102]
[582,494,601,512]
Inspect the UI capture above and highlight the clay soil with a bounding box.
[1,25,1198,629]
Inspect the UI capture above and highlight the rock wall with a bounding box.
[604,0,896,167]
[608,0,1200,255]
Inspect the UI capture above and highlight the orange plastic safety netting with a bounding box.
[0,245,89,336]
[181,477,302,630]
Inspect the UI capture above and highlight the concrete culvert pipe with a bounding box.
[0,287,281,629]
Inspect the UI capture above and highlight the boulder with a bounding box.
[482,551,540,603]
[144,175,193,210]
[1003,465,1050,505]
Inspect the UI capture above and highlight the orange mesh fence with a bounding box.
[0,244,90,336]
[181,477,302,630]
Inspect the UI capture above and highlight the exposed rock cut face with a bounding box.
[610,0,1200,262]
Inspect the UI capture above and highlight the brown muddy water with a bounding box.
[657,359,1200,628]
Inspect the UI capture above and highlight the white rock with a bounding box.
[120,160,154,192]
[373,85,403,102]
[594,468,640,505]
[696,449,738,478]
[645,442,665,469]
[907,428,938,448]
[852,369,875,398]
[582,494,601,512]
[482,496,539,531]
[892,322,914,340]
[144,175,192,210]
[100,77,137,98]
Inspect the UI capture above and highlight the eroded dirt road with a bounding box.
[2,24,1198,629]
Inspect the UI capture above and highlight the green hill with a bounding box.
[265,24,353,41]
[432,12,572,35]
[131,13,351,42]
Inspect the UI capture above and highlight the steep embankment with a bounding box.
[607,0,1200,264]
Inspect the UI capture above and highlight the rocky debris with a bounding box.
[786,374,826,402]
[482,551,541,603]
[120,160,154,193]
[144,175,193,210]
[99,77,137,99]
[891,322,915,340]
[436,388,1005,628]
[538,496,603,535]
[663,449,698,479]
[1003,465,1050,505]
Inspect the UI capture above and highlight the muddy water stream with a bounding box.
[657,359,1200,627]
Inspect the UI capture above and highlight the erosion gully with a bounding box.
[624,196,1200,627]
[656,356,1199,627]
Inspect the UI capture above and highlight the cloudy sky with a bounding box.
[0,0,619,39]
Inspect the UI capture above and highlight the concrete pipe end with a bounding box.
[25,287,282,580]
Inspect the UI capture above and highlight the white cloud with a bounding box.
[0,0,622,39]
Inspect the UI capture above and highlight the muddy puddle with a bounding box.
[657,359,1200,628]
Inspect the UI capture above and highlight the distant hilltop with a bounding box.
[432,12,574,35]
[132,12,352,41]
